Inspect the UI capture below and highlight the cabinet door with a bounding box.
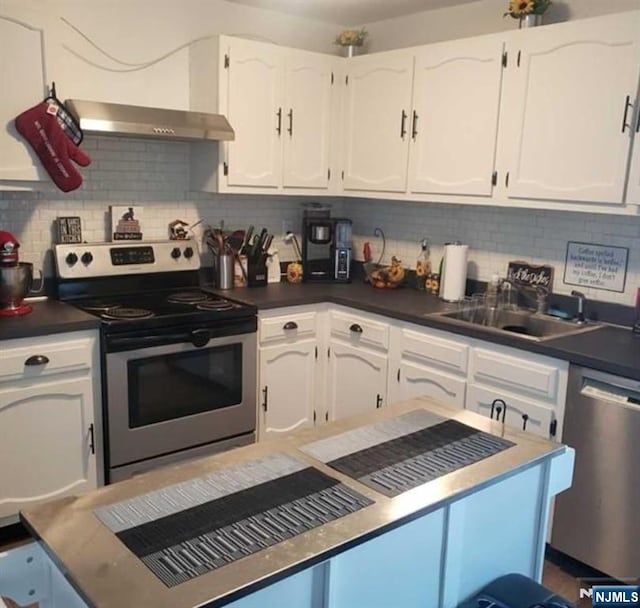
[327,341,387,421]
[342,53,414,192]
[409,37,504,196]
[221,37,283,188]
[394,361,466,409]
[283,51,333,189]
[0,377,97,519]
[500,14,640,204]
[0,13,47,183]
[626,103,640,204]
[259,341,317,439]
[466,383,555,440]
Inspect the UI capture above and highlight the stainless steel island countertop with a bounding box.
[21,399,569,608]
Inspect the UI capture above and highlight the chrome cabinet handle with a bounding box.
[349,323,363,333]
[262,386,269,412]
[88,423,95,455]
[25,355,49,366]
[411,111,418,140]
[276,108,282,135]
[522,414,529,431]
[376,394,383,408]
[283,321,298,330]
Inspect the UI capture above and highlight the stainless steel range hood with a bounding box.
[65,100,235,141]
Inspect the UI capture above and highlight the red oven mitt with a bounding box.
[15,100,91,192]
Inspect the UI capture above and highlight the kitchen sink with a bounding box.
[434,308,603,342]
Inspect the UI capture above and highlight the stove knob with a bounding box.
[171,247,182,259]
[184,247,194,259]
[81,252,93,265]
[66,252,78,266]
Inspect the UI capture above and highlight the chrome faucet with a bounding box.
[500,278,549,314]
[571,290,587,324]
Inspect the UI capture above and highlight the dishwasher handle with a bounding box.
[581,379,640,411]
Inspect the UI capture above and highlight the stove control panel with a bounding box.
[55,240,200,279]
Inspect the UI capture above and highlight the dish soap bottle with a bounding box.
[415,239,431,290]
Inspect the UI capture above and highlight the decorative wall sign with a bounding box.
[507,261,554,290]
[55,216,82,244]
[564,241,628,293]
[111,206,143,241]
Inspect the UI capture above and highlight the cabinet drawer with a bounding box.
[0,335,93,382]
[259,312,317,344]
[329,311,389,351]
[469,347,561,403]
[466,383,555,440]
[400,361,466,409]
[401,328,468,376]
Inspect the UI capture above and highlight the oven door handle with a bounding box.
[107,333,194,349]
[107,330,213,349]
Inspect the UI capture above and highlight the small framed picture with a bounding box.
[55,216,82,244]
[111,206,143,241]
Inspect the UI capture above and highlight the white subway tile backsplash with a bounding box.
[1,136,639,306]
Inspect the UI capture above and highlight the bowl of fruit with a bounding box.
[365,256,406,288]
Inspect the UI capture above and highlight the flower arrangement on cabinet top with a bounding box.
[503,0,551,19]
[334,27,368,47]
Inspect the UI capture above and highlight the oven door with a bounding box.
[105,328,256,468]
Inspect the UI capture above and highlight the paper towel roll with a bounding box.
[440,243,468,302]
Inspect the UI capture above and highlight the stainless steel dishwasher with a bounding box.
[551,366,640,581]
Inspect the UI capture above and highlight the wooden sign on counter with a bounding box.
[563,241,628,293]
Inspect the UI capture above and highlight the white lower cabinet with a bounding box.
[0,330,101,523]
[257,306,568,441]
[259,340,318,439]
[466,382,555,440]
[389,325,469,409]
[327,340,387,420]
[395,361,466,408]
[0,377,97,519]
[258,307,324,439]
[466,341,568,440]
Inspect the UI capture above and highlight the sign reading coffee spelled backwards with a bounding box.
[507,261,554,290]
[564,241,628,293]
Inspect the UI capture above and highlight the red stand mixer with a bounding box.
[0,231,38,316]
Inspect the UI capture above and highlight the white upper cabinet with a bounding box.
[283,51,334,189]
[207,36,337,193]
[627,93,640,205]
[342,51,414,192]
[498,12,640,204]
[221,37,284,189]
[0,10,48,185]
[408,36,504,197]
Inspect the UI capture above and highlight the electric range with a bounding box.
[54,240,257,483]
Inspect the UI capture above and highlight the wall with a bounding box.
[2,1,639,308]
[0,136,339,276]
[361,0,640,51]
[347,199,640,306]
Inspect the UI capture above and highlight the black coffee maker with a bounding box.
[301,207,352,283]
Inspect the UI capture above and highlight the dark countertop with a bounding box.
[0,299,101,341]
[208,281,640,381]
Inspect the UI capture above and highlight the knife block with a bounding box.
[248,258,267,287]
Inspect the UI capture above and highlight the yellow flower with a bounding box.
[512,0,534,12]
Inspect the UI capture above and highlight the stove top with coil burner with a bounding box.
[72,289,253,331]
[54,240,256,334]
